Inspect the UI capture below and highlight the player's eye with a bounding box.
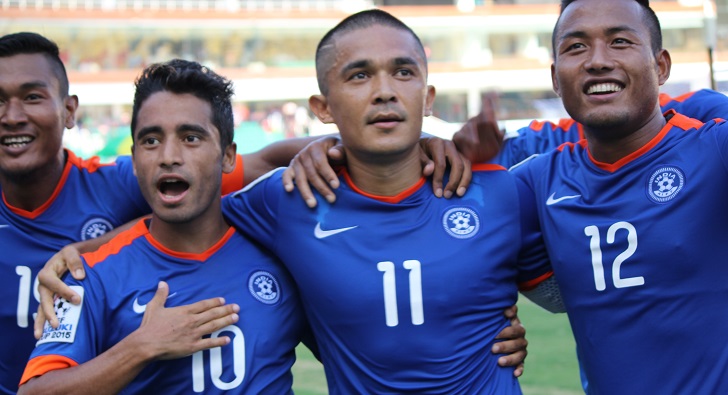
[141,137,160,145]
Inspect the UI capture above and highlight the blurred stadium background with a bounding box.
[2,1,725,393]
[3,0,727,159]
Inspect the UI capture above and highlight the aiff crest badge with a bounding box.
[81,218,114,241]
[248,271,280,305]
[646,165,685,203]
[442,207,480,239]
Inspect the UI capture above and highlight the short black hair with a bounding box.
[0,32,70,97]
[315,9,427,95]
[131,59,234,151]
[552,0,662,59]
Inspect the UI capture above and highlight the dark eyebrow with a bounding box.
[0,81,51,96]
[340,59,370,77]
[135,125,162,142]
[393,57,419,68]
[558,30,588,44]
[135,124,211,142]
[19,81,51,90]
[177,123,210,136]
[340,56,420,78]
[559,25,639,44]
[605,26,640,37]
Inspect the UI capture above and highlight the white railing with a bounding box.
[0,0,374,11]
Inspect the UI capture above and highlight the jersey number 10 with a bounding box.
[191,325,245,392]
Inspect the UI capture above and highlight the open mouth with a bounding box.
[586,82,623,95]
[2,136,34,148]
[158,179,190,199]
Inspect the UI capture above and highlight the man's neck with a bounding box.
[0,149,66,212]
[584,111,667,165]
[147,208,230,255]
[345,151,423,197]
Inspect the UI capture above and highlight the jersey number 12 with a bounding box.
[585,222,644,291]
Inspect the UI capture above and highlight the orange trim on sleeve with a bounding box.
[556,118,577,132]
[658,92,673,106]
[527,119,551,132]
[472,163,506,172]
[659,91,699,107]
[518,270,554,292]
[66,150,115,173]
[527,118,582,139]
[342,169,426,204]
[555,140,587,153]
[82,219,149,268]
[221,154,244,195]
[19,355,79,386]
[666,111,706,131]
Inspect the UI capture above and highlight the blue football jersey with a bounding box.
[22,220,305,394]
[222,166,550,394]
[495,89,728,168]
[0,150,149,394]
[512,113,728,394]
[659,88,728,122]
[493,118,584,167]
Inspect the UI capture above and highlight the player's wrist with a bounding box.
[120,330,161,364]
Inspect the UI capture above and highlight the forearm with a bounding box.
[19,333,153,395]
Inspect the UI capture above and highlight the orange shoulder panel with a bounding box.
[556,118,577,131]
[668,111,705,131]
[82,219,148,268]
[528,119,552,132]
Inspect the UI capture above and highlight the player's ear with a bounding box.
[551,63,561,97]
[222,142,236,174]
[63,95,79,129]
[655,49,671,86]
[424,85,436,117]
[131,144,137,177]
[309,94,334,124]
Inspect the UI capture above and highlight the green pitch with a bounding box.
[291,297,583,395]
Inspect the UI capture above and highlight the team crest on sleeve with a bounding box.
[248,271,280,305]
[37,286,84,345]
[442,207,480,239]
[81,218,114,240]
[646,166,685,203]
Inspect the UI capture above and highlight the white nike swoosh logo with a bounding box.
[546,193,581,206]
[133,292,177,314]
[314,222,358,239]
